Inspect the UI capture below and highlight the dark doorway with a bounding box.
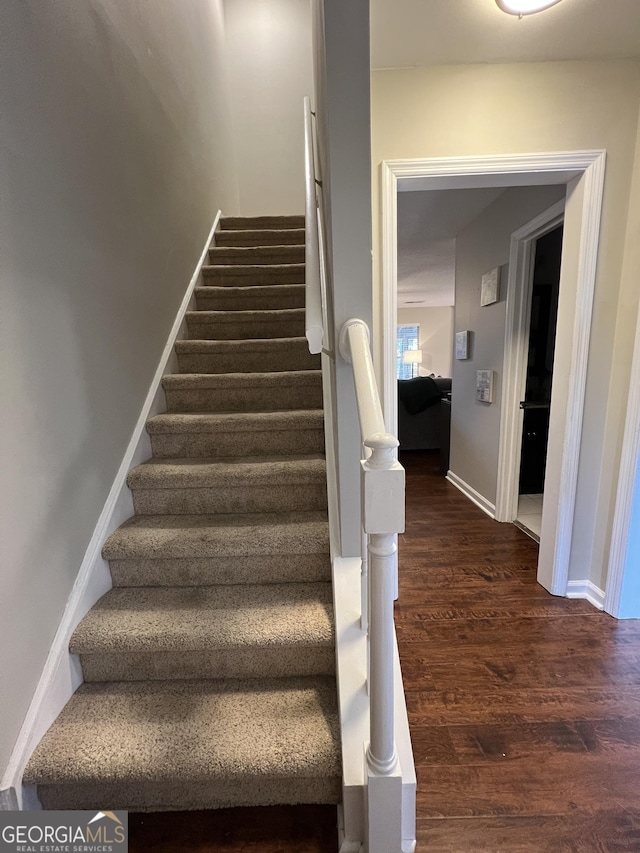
[518,225,563,497]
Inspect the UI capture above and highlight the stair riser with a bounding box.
[36,777,341,812]
[80,648,335,682]
[149,429,324,459]
[176,350,320,374]
[185,317,305,341]
[164,384,323,413]
[131,485,328,515]
[215,229,305,247]
[202,266,305,286]
[195,287,305,311]
[220,215,305,231]
[209,246,305,265]
[109,555,331,587]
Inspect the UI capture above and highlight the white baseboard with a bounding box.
[446,471,496,519]
[0,212,221,809]
[566,579,605,610]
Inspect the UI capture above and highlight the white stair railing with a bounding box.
[304,96,324,355]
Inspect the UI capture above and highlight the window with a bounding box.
[397,324,420,379]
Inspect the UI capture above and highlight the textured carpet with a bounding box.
[24,216,341,812]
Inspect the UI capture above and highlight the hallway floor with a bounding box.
[400,451,640,852]
[128,450,640,851]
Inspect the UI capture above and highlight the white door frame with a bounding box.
[494,199,565,524]
[380,151,606,597]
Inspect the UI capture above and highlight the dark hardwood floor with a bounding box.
[129,450,640,851]
[400,451,640,852]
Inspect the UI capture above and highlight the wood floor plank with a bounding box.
[415,753,640,817]
[397,615,637,653]
[405,686,640,726]
[416,812,640,852]
[447,719,640,763]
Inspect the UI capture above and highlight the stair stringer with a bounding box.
[0,212,222,810]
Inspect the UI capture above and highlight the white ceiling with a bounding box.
[397,188,505,307]
[371,0,640,69]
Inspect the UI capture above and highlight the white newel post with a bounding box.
[339,318,406,853]
[362,438,405,853]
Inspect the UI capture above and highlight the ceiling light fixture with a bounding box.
[496,0,564,15]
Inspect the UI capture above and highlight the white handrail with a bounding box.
[304,96,323,354]
[339,318,405,779]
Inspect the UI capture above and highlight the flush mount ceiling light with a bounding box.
[496,0,564,15]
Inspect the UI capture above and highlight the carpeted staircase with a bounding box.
[24,216,342,812]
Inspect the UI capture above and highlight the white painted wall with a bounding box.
[371,59,640,592]
[0,0,238,779]
[451,186,566,506]
[397,307,454,378]
[224,0,314,215]
[600,105,640,601]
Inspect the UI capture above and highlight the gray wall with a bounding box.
[224,0,314,215]
[451,185,566,505]
[0,0,238,777]
[397,307,454,378]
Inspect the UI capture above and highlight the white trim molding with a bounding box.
[0,212,222,809]
[495,200,565,523]
[0,788,18,811]
[380,151,606,600]
[446,471,496,519]
[567,580,606,611]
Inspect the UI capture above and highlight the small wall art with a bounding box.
[476,369,494,403]
[455,330,470,360]
[481,267,500,306]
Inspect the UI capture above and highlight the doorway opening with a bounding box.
[515,223,563,542]
[380,152,606,598]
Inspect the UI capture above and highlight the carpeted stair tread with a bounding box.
[146,410,324,458]
[108,555,331,588]
[146,410,323,434]
[70,583,333,654]
[185,308,305,341]
[162,371,323,413]
[175,338,320,374]
[162,369,321,391]
[209,245,305,265]
[202,264,305,286]
[24,675,341,810]
[127,455,326,489]
[102,510,330,560]
[220,215,305,230]
[175,336,310,353]
[186,308,305,323]
[215,228,305,247]
[194,284,305,311]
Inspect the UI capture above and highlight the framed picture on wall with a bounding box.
[476,369,494,403]
[481,267,500,306]
[455,330,470,360]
